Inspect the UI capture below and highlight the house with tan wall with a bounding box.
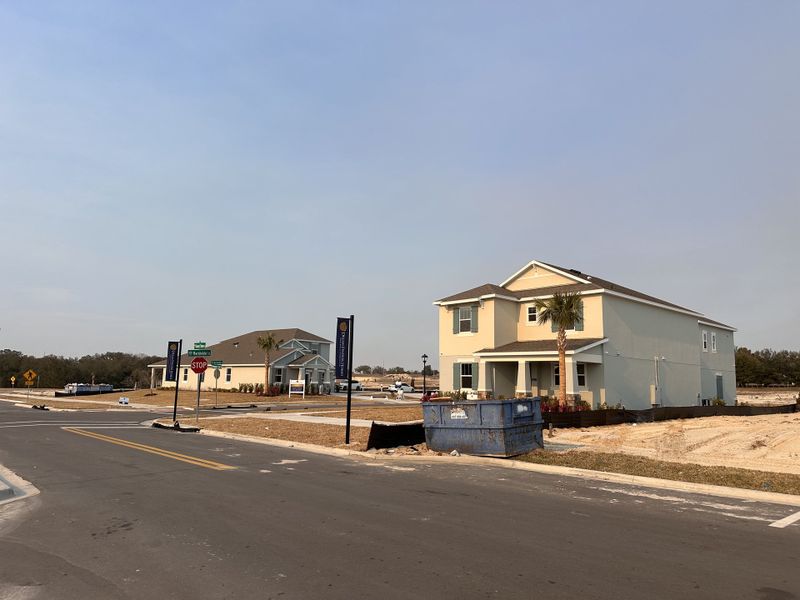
[148,328,334,392]
[434,261,736,409]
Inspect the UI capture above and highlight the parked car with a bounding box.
[336,380,363,392]
[387,383,415,393]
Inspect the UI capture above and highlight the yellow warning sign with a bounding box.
[23,369,37,383]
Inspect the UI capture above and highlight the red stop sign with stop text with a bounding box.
[190,357,208,374]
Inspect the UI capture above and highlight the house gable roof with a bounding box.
[148,328,331,367]
[434,259,734,328]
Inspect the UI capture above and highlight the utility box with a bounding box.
[422,398,543,457]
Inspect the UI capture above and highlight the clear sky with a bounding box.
[1,1,797,368]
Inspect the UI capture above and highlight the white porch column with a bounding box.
[565,356,579,397]
[298,368,305,385]
[515,360,531,398]
[150,367,155,391]
[477,361,493,399]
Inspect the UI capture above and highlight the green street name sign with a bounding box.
[210,360,223,367]
[194,342,206,349]
[188,349,212,357]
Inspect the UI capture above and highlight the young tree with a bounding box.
[257,333,283,393]
[533,291,584,408]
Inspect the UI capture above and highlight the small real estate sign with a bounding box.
[288,379,305,399]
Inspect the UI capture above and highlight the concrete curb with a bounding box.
[0,464,40,506]
[190,428,800,508]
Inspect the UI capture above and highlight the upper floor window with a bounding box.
[459,307,472,332]
[527,306,537,324]
[453,305,478,334]
[711,332,717,353]
[702,330,708,352]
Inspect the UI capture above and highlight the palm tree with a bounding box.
[533,291,583,408]
[257,332,283,394]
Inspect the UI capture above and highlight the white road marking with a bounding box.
[769,510,800,529]
[271,459,308,465]
[259,469,272,474]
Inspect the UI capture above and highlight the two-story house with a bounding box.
[434,261,736,409]
[149,328,334,391]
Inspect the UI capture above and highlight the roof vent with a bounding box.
[569,269,582,274]
[233,342,239,348]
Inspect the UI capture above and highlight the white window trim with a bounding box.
[458,306,473,334]
[711,332,717,353]
[183,368,188,382]
[702,330,708,352]
[225,367,232,383]
[552,364,559,387]
[273,367,283,384]
[526,305,539,326]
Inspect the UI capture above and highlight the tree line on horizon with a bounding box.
[0,347,794,390]
[0,349,161,389]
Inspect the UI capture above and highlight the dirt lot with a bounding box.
[736,387,800,406]
[548,412,800,475]
[183,416,371,451]
[307,407,423,422]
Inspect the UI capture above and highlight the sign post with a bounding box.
[166,340,182,423]
[191,356,208,424]
[10,376,15,388]
[23,369,37,401]
[336,316,355,444]
[213,368,221,407]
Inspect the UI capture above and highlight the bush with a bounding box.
[711,397,726,406]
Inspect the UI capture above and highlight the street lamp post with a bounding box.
[421,354,428,395]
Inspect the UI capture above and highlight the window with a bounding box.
[460,363,473,389]
[225,368,232,383]
[318,372,325,385]
[577,363,586,387]
[527,305,537,324]
[711,332,717,353]
[183,368,188,382]
[273,368,283,384]
[459,307,473,333]
[553,365,559,386]
[702,330,708,352]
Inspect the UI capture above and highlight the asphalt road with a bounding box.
[0,400,798,600]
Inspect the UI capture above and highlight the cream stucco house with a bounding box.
[434,261,736,409]
[149,328,334,392]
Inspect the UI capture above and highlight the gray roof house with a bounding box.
[148,328,334,391]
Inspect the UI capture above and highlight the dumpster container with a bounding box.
[422,397,543,457]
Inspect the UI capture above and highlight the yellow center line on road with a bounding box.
[62,427,236,471]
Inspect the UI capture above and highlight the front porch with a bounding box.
[472,340,606,407]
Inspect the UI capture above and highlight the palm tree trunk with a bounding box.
[557,328,567,408]
[264,353,270,394]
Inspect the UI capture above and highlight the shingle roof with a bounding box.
[476,338,605,354]
[149,328,331,366]
[540,262,700,314]
[436,261,705,317]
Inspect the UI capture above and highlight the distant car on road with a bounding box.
[387,383,415,393]
[336,380,363,392]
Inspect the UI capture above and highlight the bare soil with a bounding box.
[307,407,423,422]
[546,413,800,475]
[520,450,800,496]
[184,416,370,451]
[99,389,345,409]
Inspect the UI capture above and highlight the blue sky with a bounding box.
[1,1,797,368]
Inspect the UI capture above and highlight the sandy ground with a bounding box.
[306,407,423,422]
[549,412,800,475]
[736,388,800,406]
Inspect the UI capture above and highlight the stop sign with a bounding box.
[190,357,208,374]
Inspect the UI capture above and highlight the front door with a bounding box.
[716,375,724,400]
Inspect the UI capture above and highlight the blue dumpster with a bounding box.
[422,398,543,457]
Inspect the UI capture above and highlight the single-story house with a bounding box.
[148,328,334,391]
[434,260,736,409]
